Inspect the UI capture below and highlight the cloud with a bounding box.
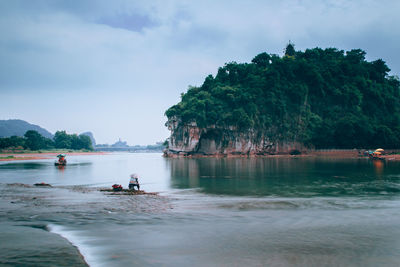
[97,13,158,32]
[0,0,399,144]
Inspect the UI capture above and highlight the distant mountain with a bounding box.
[80,131,96,147]
[0,119,53,139]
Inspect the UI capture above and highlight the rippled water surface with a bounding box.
[1,153,400,266]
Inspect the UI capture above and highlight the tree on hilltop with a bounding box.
[285,41,296,57]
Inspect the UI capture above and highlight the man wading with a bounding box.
[129,174,140,191]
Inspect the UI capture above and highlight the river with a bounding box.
[1,153,400,266]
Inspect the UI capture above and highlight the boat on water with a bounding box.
[55,154,67,166]
[368,149,385,161]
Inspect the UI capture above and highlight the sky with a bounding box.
[1,0,399,145]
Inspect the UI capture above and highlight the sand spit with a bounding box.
[5,183,158,196]
[99,188,158,196]
[0,152,109,161]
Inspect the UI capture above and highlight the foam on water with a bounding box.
[48,224,98,267]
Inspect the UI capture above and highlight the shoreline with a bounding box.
[1,150,399,162]
[47,224,91,267]
[0,151,109,161]
[164,150,400,161]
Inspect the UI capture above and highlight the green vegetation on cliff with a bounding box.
[166,44,400,149]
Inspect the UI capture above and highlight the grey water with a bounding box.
[1,153,400,266]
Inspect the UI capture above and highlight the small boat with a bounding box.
[55,154,67,166]
[34,182,52,187]
[368,149,385,161]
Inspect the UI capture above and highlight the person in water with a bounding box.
[129,174,140,190]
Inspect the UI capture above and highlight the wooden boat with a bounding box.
[368,149,385,161]
[55,154,67,166]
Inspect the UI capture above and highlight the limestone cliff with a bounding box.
[164,117,305,157]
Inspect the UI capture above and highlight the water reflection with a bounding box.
[2,154,400,267]
[0,162,50,170]
[168,157,400,197]
[0,154,168,191]
[0,159,95,186]
[56,165,65,172]
[372,159,384,178]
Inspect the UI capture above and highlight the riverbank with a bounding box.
[164,149,400,161]
[2,150,400,162]
[0,151,108,161]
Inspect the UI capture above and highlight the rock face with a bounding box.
[164,118,306,157]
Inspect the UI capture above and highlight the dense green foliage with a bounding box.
[0,130,93,151]
[0,136,26,150]
[165,45,400,148]
[54,131,93,150]
[24,130,53,150]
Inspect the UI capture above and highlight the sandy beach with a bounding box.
[0,152,109,161]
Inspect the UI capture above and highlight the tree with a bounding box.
[53,131,93,150]
[54,130,72,149]
[70,134,81,150]
[81,135,93,150]
[78,134,93,150]
[0,136,25,149]
[285,41,295,57]
[251,52,271,67]
[24,130,44,150]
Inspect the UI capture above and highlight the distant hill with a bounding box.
[0,119,53,139]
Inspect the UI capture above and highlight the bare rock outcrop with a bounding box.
[164,117,306,157]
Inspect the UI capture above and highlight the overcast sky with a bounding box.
[1,0,399,145]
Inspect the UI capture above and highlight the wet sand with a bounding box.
[99,188,159,195]
[0,182,171,266]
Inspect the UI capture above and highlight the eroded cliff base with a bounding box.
[164,121,308,158]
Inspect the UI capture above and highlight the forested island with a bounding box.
[164,44,400,156]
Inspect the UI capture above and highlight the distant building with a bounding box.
[94,139,164,152]
[111,138,129,148]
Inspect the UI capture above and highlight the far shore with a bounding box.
[0,151,109,161]
[1,150,400,162]
[164,149,400,161]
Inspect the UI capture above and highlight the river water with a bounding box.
[1,153,400,266]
